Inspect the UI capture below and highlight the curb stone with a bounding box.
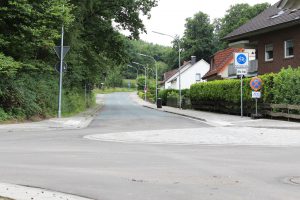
[142,105,208,123]
[0,183,93,200]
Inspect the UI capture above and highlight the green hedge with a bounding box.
[158,89,190,106]
[189,67,299,114]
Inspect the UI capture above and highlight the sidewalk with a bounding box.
[130,93,300,129]
[0,94,104,133]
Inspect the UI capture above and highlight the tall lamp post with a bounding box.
[152,31,182,109]
[132,62,147,101]
[137,53,158,105]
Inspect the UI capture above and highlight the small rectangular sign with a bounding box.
[237,68,248,75]
[252,91,261,99]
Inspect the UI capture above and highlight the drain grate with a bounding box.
[289,177,300,185]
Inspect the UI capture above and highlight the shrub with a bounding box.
[0,71,95,121]
[272,67,300,104]
[189,67,300,114]
[158,89,177,105]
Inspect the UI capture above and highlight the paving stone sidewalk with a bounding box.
[130,93,300,129]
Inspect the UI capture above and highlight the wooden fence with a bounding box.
[263,104,300,120]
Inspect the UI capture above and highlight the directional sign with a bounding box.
[236,68,248,75]
[234,53,249,68]
[54,46,70,59]
[250,77,263,91]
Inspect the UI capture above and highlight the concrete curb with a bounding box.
[0,183,93,200]
[77,103,103,129]
[142,105,208,122]
[0,101,103,133]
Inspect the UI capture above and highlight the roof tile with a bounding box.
[202,48,243,79]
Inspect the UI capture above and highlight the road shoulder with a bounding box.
[0,94,104,133]
[130,92,300,129]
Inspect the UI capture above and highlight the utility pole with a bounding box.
[145,65,147,101]
[138,53,158,105]
[152,31,181,108]
[58,6,64,118]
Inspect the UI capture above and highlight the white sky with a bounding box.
[139,0,279,46]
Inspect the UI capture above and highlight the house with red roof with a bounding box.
[202,48,257,81]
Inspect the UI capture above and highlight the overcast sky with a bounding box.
[138,0,279,46]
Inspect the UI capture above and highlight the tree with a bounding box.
[0,0,74,63]
[215,3,270,50]
[180,12,215,62]
[124,39,177,80]
[0,0,158,120]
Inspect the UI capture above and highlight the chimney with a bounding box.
[191,56,196,65]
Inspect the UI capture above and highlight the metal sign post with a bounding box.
[241,76,243,117]
[58,26,64,118]
[54,42,70,118]
[250,77,263,118]
[234,53,249,117]
[144,66,147,101]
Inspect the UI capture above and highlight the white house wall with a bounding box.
[180,60,210,89]
[164,59,210,90]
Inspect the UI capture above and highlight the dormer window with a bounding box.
[270,10,285,19]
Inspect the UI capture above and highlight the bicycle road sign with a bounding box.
[234,53,249,68]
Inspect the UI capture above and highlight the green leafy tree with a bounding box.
[0,0,74,62]
[0,0,158,120]
[181,11,215,62]
[215,3,270,49]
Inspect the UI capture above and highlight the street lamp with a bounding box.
[132,62,147,101]
[137,53,158,105]
[152,31,182,109]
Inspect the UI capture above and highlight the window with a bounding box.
[285,40,294,58]
[196,73,201,81]
[265,44,273,61]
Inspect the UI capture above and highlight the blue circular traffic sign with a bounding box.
[237,54,247,65]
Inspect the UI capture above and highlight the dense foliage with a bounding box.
[124,39,177,81]
[189,67,300,114]
[214,3,270,49]
[172,3,270,63]
[181,12,215,62]
[0,0,157,121]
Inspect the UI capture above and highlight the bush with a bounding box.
[189,67,300,114]
[158,89,177,105]
[0,71,95,121]
[272,67,300,104]
[0,108,10,121]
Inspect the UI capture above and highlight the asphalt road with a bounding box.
[0,93,299,200]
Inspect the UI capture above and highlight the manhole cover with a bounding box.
[290,177,300,185]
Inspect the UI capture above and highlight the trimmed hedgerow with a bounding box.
[189,67,299,114]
